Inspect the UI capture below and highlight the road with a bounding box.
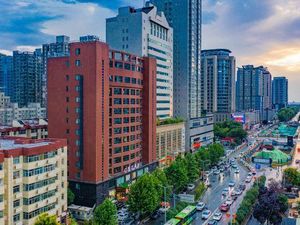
[192,145,251,225]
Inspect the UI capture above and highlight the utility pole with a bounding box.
[164,186,167,224]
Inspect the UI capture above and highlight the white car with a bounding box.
[235,189,242,195]
[196,202,206,211]
[213,170,220,175]
[226,198,234,206]
[234,169,240,174]
[213,212,223,221]
[245,176,252,183]
[187,183,195,191]
[202,209,211,220]
[159,206,170,213]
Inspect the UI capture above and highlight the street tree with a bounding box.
[93,198,118,225]
[253,187,288,225]
[165,159,188,193]
[128,173,161,216]
[34,213,60,225]
[184,153,199,183]
[152,168,171,201]
[284,167,300,186]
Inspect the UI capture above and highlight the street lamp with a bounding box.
[199,160,211,180]
[158,184,173,224]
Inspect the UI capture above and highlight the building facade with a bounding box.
[156,121,185,166]
[236,65,273,121]
[12,50,43,107]
[201,49,236,122]
[0,137,67,225]
[48,38,157,206]
[151,0,214,150]
[106,3,173,119]
[42,35,70,107]
[0,53,13,96]
[272,76,288,110]
[0,119,48,139]
[0,92,46,125]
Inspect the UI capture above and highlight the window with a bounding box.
[66,129,70,134]
[123,98,129,104]
[75,75,81,80]
[75,48,81,55]
[123,89,130,95]
[125,77,130,83]
[0,195,3,202]
[114,118,122,124]
[123,117,129,123]
[114,138,122,144]
[114,76,123,82]
[75,60,81,67]
[123,155,129,161]
[123,108,129,114]
[114,108,122,114]
[13,214,20,222]
[123,127,129,133]
[13,171,20,179]
[75,86,80,91]
[132,78,136,84]
[66,75,69,81]
[114,88,122,95]
[66,86,69,92]
[114,157,121,163]
[13,200,20,208]
[75,183,80,190]
[66,97,69,102]
[114,98,122,104]
[13,157,20,164]
[114,128,122,134]
[76,97,80,103]
[114,147,122,154]
[13,185,20,193]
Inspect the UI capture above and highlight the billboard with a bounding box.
[231,113,246,124]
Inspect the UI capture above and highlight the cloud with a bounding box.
[202,0,300,101]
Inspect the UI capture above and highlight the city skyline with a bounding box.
[0,0,299,102]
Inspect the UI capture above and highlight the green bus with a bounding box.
[175,205,197,225]
[164,218,181,225]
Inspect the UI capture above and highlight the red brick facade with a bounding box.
[48,41,157,185]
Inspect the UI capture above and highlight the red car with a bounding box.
[219,203,230,212]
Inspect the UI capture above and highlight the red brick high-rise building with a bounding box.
[47,38,157,206]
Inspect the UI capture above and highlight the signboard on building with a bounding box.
[231,113,246,124]
[178,194,195,203]
[252,157,272,164]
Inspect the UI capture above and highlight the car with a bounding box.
[232,164,238,169]
[222,188,229,196]
[239,183,246,191]
[245,176,252,183]
[296,159,300,164]
[123,217,135,225]
[207,219,217,225]
[226,197,234,206]
[229,181,235,187]
[214,170,220,175]
[219,203,230,212]
[159,206,170,213]
[150,210,160,220]
[213,212,223,221]
[196,202,206,211]
[202,210,212,220]
[187,183,195,191]
[252,170,257,175]
[220,167,225,172]
[231,190,237,196]
[235,189,242,195]
[248,172,253,177]
[232,195,238,201]
[234,169,240,174]
[205,179,212,187]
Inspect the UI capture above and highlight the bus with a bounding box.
[175,205,197,225]
[164,218,181,225]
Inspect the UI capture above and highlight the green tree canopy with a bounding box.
[93,198,118,225]
[164,158,189,193]
[284,167,300,186]
[277,107,298,122]
[34,213,60,225]
[128,173,161,216]
[68,188,75,205]
[184,153,199,183]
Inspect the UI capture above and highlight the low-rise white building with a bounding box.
[0,92,46,125]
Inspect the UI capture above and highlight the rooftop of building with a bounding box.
[0,138,51,150]
[0,119,48,131]
[201,49,231,54]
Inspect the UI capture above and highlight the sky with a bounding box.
[0,0,300,101]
